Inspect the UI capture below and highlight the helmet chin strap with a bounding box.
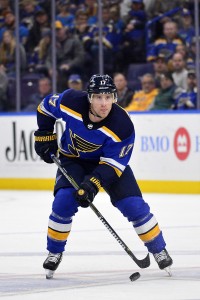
[89,106,102,118]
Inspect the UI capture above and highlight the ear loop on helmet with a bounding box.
[88,94,92,103]
[113,93,117,103]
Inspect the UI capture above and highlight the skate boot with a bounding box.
[43,252,63,279]
[153,249,173,276]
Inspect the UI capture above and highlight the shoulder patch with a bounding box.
[49,94,59,107]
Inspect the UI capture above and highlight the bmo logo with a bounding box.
[174,127,191,160]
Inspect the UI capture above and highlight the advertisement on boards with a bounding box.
[0,113,199,193]
[130,113,200,181]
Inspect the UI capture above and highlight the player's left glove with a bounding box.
[75,176,101,208]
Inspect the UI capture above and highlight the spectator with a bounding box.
[109,4,125,32]
[181,0,195,17]
[20,0,43,29]
[173,68,197,110]
[126,0,147,22]
[67,74,83,91]
[45,21,85,92]
[171,52,188,90]
[113,72,134,108]
[73,10,91,44]
[0,29,27,77]
[126,74,158,111]
[150,0,181,17]
[23,77,51,111]
[147,21,185,62]
[29,28,51,75]
[187,36,199,69]
[121,0,147,67]
[153,53,169,88]
[0,65,8,111]
[0,0,13,28]
[56,2,75,29]
[178,8,195,47]
[173,43,193,70]
[150,72,183,110]
[0,10,29,45]
[175,44,188,58]
[25,8,50,54]
[86,5,121,75]
[73,9,89,36]
[83,0,98,25]
[72,9,93,79]
[38,1,51,15]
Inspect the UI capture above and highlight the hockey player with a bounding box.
[34,74,173,279]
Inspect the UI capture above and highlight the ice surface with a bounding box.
[0,191,200,300]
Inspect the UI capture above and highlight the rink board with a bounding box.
[0,112,199,194]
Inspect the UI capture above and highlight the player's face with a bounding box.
[90,93,114,119]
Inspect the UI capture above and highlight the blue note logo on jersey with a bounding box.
[68,129,101,157]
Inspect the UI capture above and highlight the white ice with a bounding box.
[0,191,200,300]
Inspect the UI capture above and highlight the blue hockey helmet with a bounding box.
[87,74,117,102]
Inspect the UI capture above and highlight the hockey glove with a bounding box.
[34,130,58,163]
[75,176,101,208]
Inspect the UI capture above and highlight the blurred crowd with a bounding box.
[0,0,198,112]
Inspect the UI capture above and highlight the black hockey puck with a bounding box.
[129,272,140,281]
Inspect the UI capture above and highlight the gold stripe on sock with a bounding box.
[138,224,160,242]
[48,228,70,241]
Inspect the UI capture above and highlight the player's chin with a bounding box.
[100,110,110,118]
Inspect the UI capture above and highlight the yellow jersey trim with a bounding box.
[60,104,82,119]
[37,105,49,116]
[101,126,121,142]
[99,161,122,177]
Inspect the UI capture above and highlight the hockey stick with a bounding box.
[51,154,150,269]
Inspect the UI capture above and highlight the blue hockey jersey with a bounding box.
[36,89,135,187]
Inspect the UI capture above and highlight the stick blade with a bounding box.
[137,253,150,269]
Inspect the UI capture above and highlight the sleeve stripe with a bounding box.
[100,157,125,172]
[98,126,121,142]
[99,161,122,177]
[37,104,49,116]
[38,102,57,119]
[60,104,82,121]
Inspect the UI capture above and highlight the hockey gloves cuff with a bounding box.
[34,130,58,163]
[75,176,101,208]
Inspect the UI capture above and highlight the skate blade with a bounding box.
[45,269,55,279]
[164,267,172,277]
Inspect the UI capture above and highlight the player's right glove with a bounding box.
[34,130,58,163]
[75,176,101,208]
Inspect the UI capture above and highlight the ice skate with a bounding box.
[43,252,63,279]
[153,249,173,276]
